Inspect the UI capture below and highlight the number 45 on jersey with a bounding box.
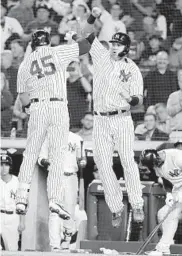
[30,55,56,79]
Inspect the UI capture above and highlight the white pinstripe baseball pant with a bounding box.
[16,100,69,206]
[93,113,144,213]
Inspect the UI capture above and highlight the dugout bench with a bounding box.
[80,180,182,254]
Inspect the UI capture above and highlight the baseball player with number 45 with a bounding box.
[140,148,182,255]
[15,24,99,218]
[82,7,144,228]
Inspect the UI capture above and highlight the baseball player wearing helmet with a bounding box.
[15,27,98,218]
[38,131,86,252]
[0,151,25,251]
[140,148,182,255]
[82,8,144,227]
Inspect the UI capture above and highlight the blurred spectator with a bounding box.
[10,39,25,68]
[91,0,113,42]
[7,0,35,30]
[72,0,90,14]
[167,69,182,131]
[127,28,143,63]
[49,0,72,19]
[0,151,25,251]
[169,37,182,71]
[140,34,165,66]
[171,0,182,43]
[79,53,93,82]
[144,51,178,108]
[130,0,154,31]
[1,0,24,50]
[1,72,13,136]
[25,3,58,41]
[7,0,19,10]
[155,103,171,134]
[1,50,18,103]
[139,16,157,53]
[135,113,169,141]
[109,3,126,34]
[154,0,175,36]
[77,112,93,141]
[152,1,167,40]
[67,61,92,129]
[74,4,89,35]
[13,94,29,135]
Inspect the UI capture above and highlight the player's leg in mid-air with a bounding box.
[16,104,49,213]
[115,114,144,223]
[93,115,124,228]
[47,102,70,219]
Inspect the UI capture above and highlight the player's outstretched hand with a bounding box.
[92,7,102,18]
[165,192,174,207]
[40,158,50,170]
[64,31,77,43]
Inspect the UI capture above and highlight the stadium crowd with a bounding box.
[1,0,182,142]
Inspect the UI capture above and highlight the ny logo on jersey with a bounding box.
[68,142,76,152]
[169,169,181,177]
[10,190,16,200]
[119,70,132,82]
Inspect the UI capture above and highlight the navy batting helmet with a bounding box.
[1,153,12,166]
[139,149,162,169]
[31,29,50,50]
[109,32,131,57]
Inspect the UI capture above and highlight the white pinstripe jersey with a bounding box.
[155,149,182,188]
[90,37,143,112]
[17,44,79,100]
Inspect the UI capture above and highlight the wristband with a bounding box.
[87,14,96,24]
[129,96,139,106]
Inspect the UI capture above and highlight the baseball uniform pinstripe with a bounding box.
[38,132,85,249]
[16,44,79,207]
[90,37,144,213]
[151,149,182,254]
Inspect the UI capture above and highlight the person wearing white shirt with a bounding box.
[38,132,87,252]
[0,151,25,251]
[1,2,24,51]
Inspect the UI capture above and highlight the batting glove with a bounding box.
[92,7,102,18]
[165,193,174,207]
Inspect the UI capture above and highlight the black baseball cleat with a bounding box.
[49,202,70,220]
[112,209,123,228]
[16,203,27,215]
[133,208,144,223]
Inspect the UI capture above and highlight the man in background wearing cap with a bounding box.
[1,0,24,50]
[0,151,25,251]
[24,3,58,42]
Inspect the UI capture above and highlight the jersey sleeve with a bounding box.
[55,43,79,66]
[129,63,143,96]
[90,37,108,66]
[175,150,182,170]
[17,64,26,93]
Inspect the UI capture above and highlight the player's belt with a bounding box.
[64,172,76,176]
[94,110,126,116]
[30,98,64,103]
[1,210,14,214]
